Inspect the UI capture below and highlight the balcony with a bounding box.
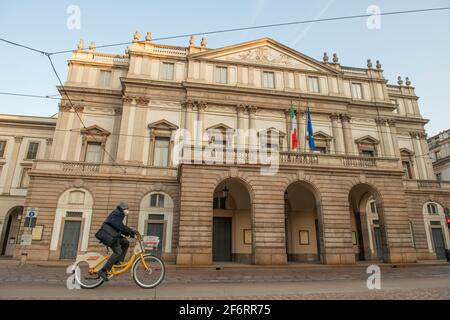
[403,179,450,190]
[180,146,400,171]
[30,160,178,179]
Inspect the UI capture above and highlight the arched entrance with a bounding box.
[284,181,322,263]
[1,206,23,256]
[212,178,252,263]
[348,183,386,262]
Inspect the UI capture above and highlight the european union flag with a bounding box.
[307,107,315,150]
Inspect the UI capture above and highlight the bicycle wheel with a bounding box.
[73,261,104,289]
[132,254,165,289]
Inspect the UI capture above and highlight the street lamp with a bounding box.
[222,185,229,198]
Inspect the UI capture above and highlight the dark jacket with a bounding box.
[104,206,134,237]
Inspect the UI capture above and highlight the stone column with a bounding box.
[44,138,53,159]
[330,113,344,154]
[410,132,425,180]
[2,136,23,195]
[418,133,435,179]
[284,109,291,151]
[184,100,195,147]
[341,114,354,155]
[117,96,135,162]
[236,104,246,150]
[375,118,387,156]
[298,109,306,152]
[196,101,206,148]
[248,106,257,163]
[387,120,401,158]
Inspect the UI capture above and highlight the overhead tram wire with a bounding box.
[45,6,450,56]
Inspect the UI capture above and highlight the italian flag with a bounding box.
[291,107,298,150]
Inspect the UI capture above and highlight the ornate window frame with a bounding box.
[148,119,178,167]
[80,125,110,163]
[354,135,380,157]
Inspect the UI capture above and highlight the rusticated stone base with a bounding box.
[322,253,356,265]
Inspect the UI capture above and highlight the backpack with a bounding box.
[95,223,120,247]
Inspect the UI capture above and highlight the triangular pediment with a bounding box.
[148,119,178,130]
[80,125,110,136]
[206,123,234,131]
[189,38,338,73]
[313,131,333,140]
[259,127,286,137]
[355,135,380,145]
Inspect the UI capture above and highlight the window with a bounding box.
[215,66,228,84]
[98,70,112,87]
[351,83,363,99]
[436,173,442,181]
[150,194,165,208]
[370,201,377,214]
[26,142,39,159]
[262,71,275,88]
[402,161,413,179]
[435,150,441,160]
[20,168,30,188]
[315,146,327,154]
[162,62,174,80]
[427,203,438,215]
[0,140,6,158]
[153,137,170,167]
[84,142,102,163]
[361,150,374,157]
[308,77,320,93]
[213,196,226,209]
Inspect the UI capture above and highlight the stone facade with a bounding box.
[428,129,450,181]
[3,34,450,264]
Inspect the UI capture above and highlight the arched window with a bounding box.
[150,193,165,208]
[427,203,438,215]
[139,192,174,255]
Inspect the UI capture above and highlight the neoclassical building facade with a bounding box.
[8,33,450,264]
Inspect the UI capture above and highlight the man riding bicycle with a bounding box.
[96,201,137,281]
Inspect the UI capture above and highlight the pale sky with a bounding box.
[1,0,449,136]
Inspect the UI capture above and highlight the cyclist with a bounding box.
[97,201,137,281]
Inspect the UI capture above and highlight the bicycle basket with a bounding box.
[143,235,160,249]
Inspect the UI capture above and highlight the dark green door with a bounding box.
[213,217,232,261]
[432,228,446,259]
[60,221,81,259]
[374,227,383,260]
[147,223,164,257]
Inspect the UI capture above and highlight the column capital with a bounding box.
[183,99,195,110]
[237,104,247,113]
[46,138,53,145]
[114,107,122,115]
[58,102,72,112]
[136,97,149,106]
[73,105,84,113]
[122,95,134,104]
[409,131,426,139]
[196,101,207,112]
[14,136,23,143]
[340,113,351,122]
[329,113,340,121]
[247,105,257,114]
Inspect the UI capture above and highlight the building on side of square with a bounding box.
[0,114,56,256]
[7,33,450,264]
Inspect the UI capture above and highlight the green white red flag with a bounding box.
[291,107,298,150]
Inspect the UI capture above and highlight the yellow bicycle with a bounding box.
[72,232,165,289]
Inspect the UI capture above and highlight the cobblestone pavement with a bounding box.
[0,260,449,299]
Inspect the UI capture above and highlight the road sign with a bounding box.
[26,208,38,218]
[20,234,32,246]
[25,208,38,228]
